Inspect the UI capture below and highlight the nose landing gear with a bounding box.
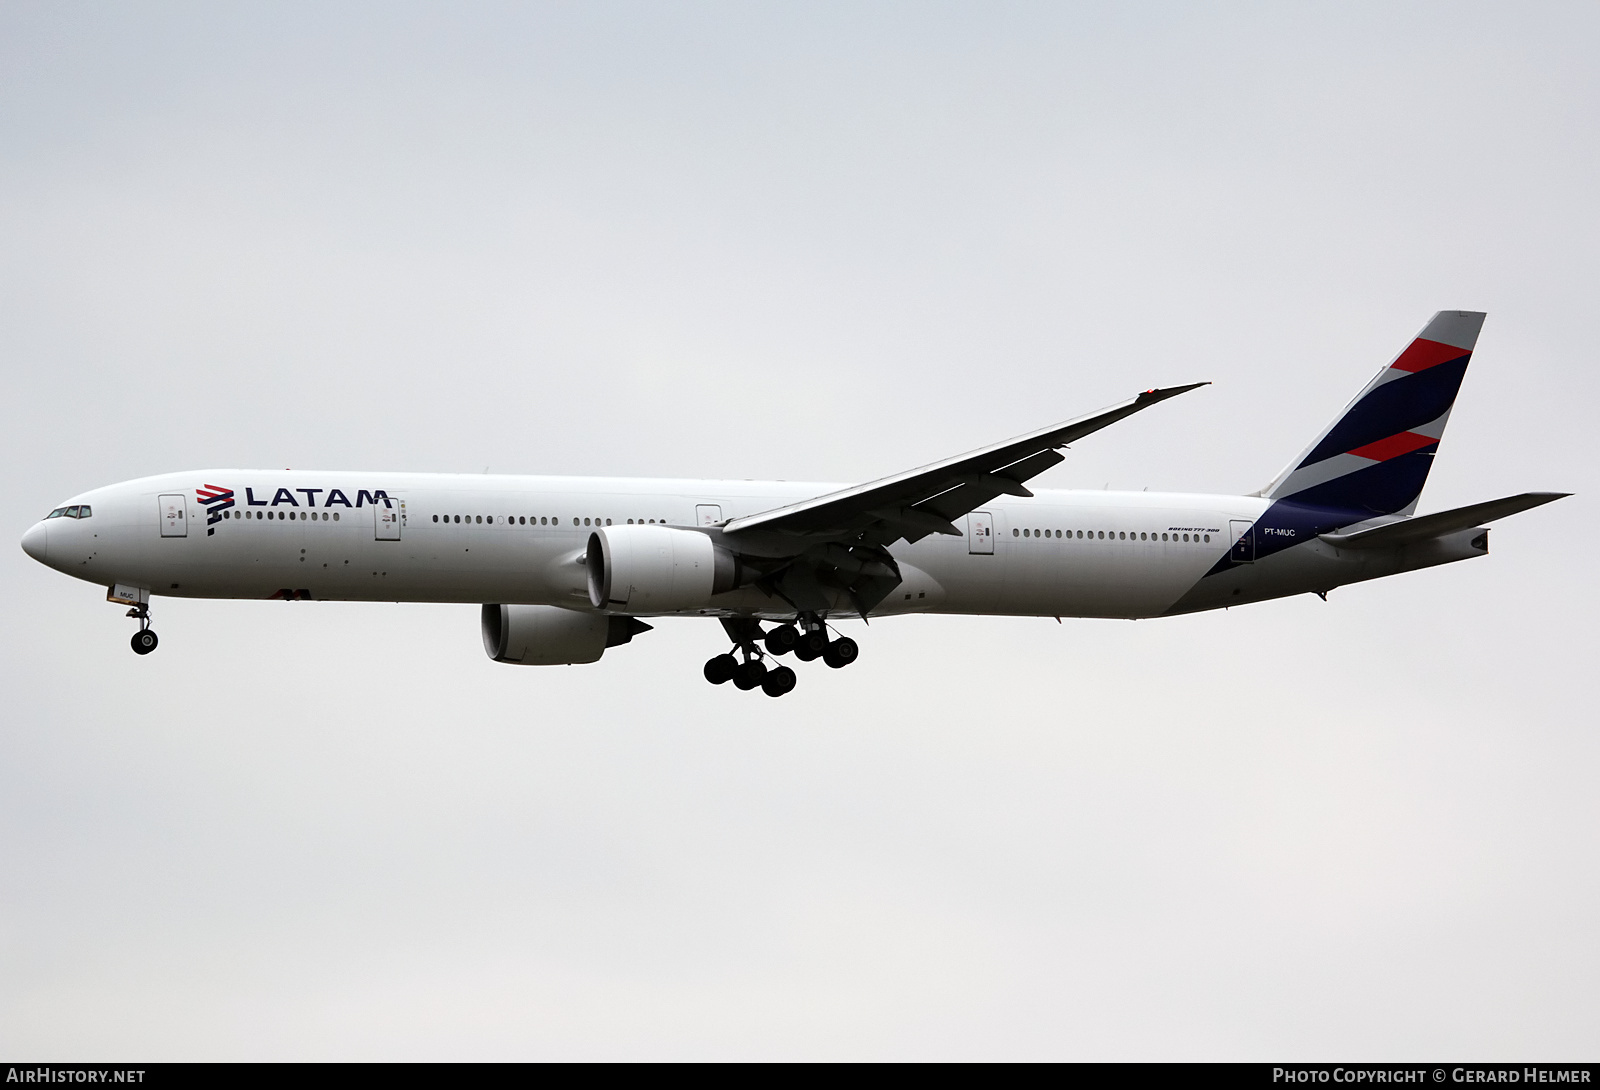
[127,604,158,655]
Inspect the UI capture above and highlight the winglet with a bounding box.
[1140,382,1211,401]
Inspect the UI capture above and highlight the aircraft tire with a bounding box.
[823,636,858,669]
[732,659,767,691]
[131,630,159,655]
[761,666,796,697]
[703,654,737,685]
[794,630,828,661]
[764,624,799,656]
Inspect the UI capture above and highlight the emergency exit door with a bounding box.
[695,504,723,527]
[159,494,187,537]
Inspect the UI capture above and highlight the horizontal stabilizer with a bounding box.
[1319,492,1570,549]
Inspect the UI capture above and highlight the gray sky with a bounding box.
[2,1,1596,1060]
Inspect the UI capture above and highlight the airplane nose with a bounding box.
[20,522,48,563]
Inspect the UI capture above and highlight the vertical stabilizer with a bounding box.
[1263,311,1485,518]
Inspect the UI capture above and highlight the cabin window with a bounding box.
[1204,534,1211,543]
[1012,528,1019,537]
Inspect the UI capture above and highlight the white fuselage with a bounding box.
[22,469,1484,621]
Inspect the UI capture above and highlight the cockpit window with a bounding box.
[77,505,91,518]
[46,508,66,519]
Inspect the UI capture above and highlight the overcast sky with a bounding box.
[2,1,1596,1060]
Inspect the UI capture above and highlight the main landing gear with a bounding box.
[702,615,858,697]
[127,604,158,655]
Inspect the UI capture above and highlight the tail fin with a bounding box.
[1263,311,1485,518]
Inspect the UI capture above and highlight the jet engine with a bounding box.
[585,525,744,612]
[482,604,651,665]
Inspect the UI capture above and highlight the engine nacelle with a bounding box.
[586,525,741,612]
[481,604,650,665]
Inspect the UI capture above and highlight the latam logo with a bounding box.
[194,485,395,536]
[196,484,235,536]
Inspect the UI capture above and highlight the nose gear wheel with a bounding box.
[126,604,158,655]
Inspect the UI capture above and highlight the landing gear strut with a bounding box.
[127,604,158,655]
[702,614,858,696]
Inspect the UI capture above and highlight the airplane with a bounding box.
[20,311,1568,697]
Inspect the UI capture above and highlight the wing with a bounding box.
[724,383,1209,551]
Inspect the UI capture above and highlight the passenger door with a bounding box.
[1229,520,1255,563]
[967,510,994,554]
[696,504,723,527]
[375,500,402,541]
[159,494,187,537]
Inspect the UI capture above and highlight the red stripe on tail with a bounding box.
[1348,431,1436,462]
[1390,338,1468,373]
